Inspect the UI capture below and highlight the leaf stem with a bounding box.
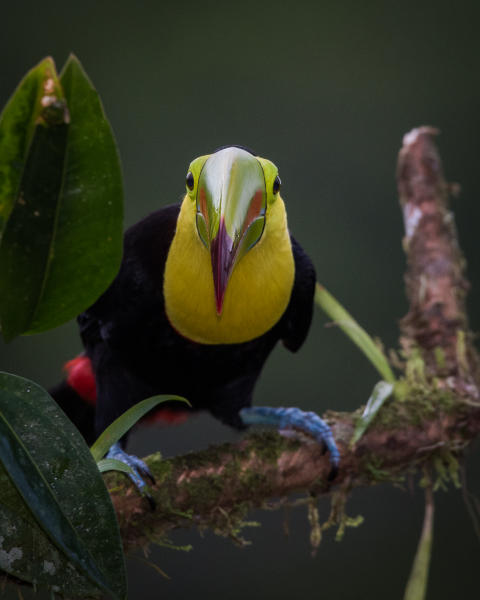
[314,283,396,383]
[403,481,434,600]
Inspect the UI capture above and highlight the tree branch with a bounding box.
[108,127,480,552]
[398,126,479,396]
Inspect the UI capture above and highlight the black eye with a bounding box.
[186,171,194,190]
[273,175,281,194]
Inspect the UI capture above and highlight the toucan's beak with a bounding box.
[196,147,267,314]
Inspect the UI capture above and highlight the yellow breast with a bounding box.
[163,195,295,345]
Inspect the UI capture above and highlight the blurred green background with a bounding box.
[1,0,479,598]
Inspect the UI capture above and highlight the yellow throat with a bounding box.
[163,193,295,345]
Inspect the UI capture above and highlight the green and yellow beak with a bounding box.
[195,147,267,314]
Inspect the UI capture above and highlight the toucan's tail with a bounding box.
[50,355,190,446]
[49,356,97,445]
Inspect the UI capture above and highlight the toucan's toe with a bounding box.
[240,406,340,474]
[105,442,156,503]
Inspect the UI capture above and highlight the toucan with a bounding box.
[51,146,339,495]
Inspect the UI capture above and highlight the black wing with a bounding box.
[78,203,180,346]
[280,236,317,352]
[77,204,181,432]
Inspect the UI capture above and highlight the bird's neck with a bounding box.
[163,195,295,345]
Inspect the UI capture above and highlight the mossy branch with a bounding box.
[109,400,480,552]
[108,127,480,553]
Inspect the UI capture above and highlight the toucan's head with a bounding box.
[184,146,282,314]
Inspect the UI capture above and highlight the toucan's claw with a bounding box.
[106,442,156,506]
[239,406,340,479]
[144,493,156,511]
[327,464,339,482]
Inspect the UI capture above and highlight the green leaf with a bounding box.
[0,55,123,341]
[0,57,60,234]
[0,58,67,340]
[0,372,126,599]
[0,497,99,598]
[350,381,394,447]
[403,485,434,600]
[97,458,134,475]
[315,283,396,384]
[91,395,189,463]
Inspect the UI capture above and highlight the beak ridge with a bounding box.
[210,218,235,314]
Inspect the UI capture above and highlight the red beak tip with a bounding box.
[215,295,224,315]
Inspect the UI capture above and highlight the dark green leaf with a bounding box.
[0,57,59,234]
[91,395,189,462]
[0,498,102,598]
[0,55,123,340]
[0,58,68,340]
[0,372,126,599]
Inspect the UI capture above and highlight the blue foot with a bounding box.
[239,406,339,479]
[106,442,156,507]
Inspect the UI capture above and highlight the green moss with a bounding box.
[308,499,322,553]
[155,431,292,543]
[310,476,329,494]
[361,454,406,485]
[434,347,447,371]
[207,503,252,540]
[147,452,172,484]
[363,456,387,480]
[321,491,364,542]
[173,441,239,473]
[145,532,193,553]
[240,470,272,500]
[178,473,225,512]
[405,348,427,384]
[370,378,460,432]
[245,430,299,462]
[456,330,470,376]
[421,451,461,491]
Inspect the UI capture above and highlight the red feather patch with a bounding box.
[143,408,190,425]
[64,355,189,425]
[64,355,97,405]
